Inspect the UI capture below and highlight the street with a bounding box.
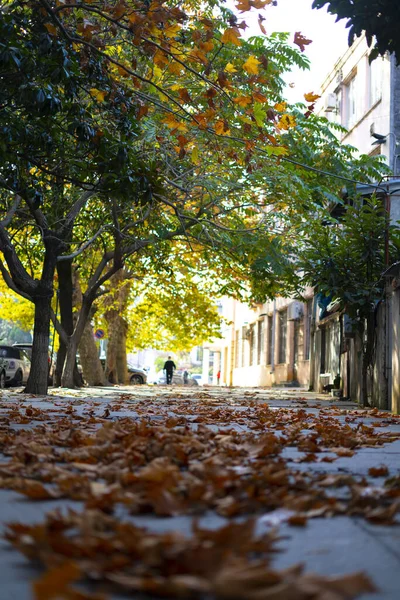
[0,386,399,599]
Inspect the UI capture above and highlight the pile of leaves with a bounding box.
[1,391,399,598]
[6,510,376,600]
[0,395,399,521]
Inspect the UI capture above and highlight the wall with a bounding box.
[207,294,313,389]
[316,35,392,168]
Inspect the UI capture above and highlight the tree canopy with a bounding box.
[0,0,389,392]
[312,0,400,63]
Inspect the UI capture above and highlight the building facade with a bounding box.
[204,37,400,413]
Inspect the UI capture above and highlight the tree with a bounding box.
[0,0,387,394]
[312,0,400,63]
[269,197,400,406]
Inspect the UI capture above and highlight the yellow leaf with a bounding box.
[163,114,188,132]
[164,24,181,38]
[44,23,57,36]
[304,92,321,102]
[225,63,237,73]
[191,146,200,164]
[221,28,242,46]
[243,56,261,75]
[90,88,106,102]
[277,114,297,130]
[274,101,287,112]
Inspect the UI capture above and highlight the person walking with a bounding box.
[163,356,176,385]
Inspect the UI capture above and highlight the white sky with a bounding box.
[240,0,349,103]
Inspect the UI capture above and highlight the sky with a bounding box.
[240,0,349,103]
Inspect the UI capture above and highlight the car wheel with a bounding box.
[14,370,23,387]
[0,370,5,389]
[130,374,143,385]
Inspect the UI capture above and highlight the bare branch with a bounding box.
[0,195,22,227]
[50,307,68,346]
[59,190,94,238]
[57,224,112,262]
[0,258,33,302]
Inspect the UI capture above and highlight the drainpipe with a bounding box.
[270,299,276,374]
[308,295,317,391]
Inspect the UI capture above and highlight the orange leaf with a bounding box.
[214,120,230,135]
[234,95,253,108]
[44,23,57,36]
[368,465,389,477]
[221,28,242,46]
[304,92,321,103]
[33,562,80,599]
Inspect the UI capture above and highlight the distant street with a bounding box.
[0,385,399,600]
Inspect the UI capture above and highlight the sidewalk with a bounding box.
[0,386,399,599]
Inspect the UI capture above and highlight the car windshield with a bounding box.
[13,345,32,359]
[0,347,21,359]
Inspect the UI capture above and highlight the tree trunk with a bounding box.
[55,260,83,388]
[104,269,131,384]
[116,316,128,384]
[79,315,106,386]
[360,311,375,407]
[55,260,73,386]
[25,295,52,395]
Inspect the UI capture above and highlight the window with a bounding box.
[267,315,273,364]
[257,319,265,365]
[241,326,247,367]
[305,299,312,360]
[278,310,287,364]
[369,56,383,107]
[235,330,240,368]
[344,74,358,129]
[249,324,256,365]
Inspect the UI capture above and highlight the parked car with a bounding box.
[12,343,55,384]
[0,355,7,388]
[191,374,204,386]
[127,365,147,385]
[99,358,147,385]
[0,345,31,386]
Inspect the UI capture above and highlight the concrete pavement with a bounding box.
[0,385,399,599]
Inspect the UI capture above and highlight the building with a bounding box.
[316,34,400,175]
[203,294,313,389]
[205,36,400,413]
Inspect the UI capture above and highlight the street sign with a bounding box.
[94,329,105,340]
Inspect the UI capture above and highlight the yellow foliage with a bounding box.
[0,276,34,333]
[274,101,287,112]
[243,55,261,75]
[89,88,106,102]
[225,63,237,73]
[277,114,297,130]
[162,114,188,132]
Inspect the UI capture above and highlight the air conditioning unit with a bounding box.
[324,93,337,113]
[287,301,303,321]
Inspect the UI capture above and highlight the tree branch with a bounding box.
[0,195,22,227]
[0,258,33,302]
